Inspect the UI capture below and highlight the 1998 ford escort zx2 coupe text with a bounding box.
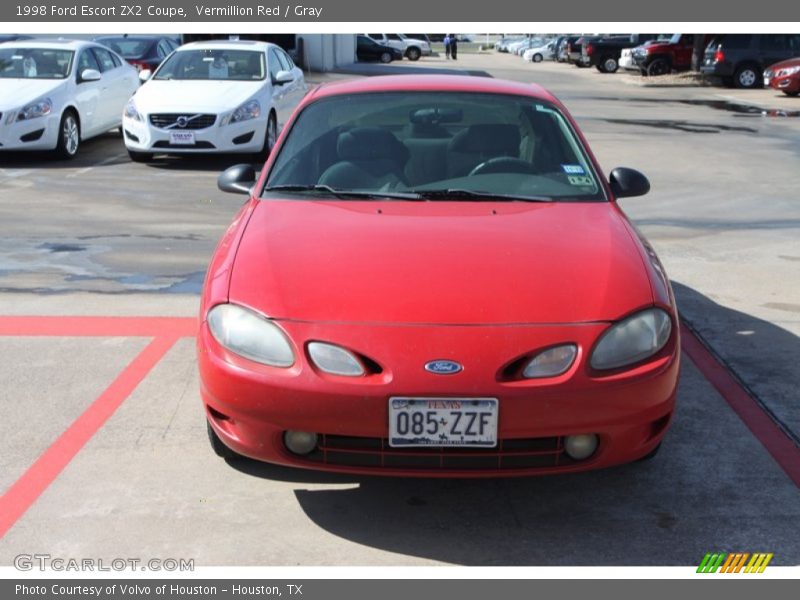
[198,75,680,477]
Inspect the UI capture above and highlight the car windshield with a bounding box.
[96,37,151,57]
[154,49,265,80]
[264,91,605,202]
[0,48,74,79]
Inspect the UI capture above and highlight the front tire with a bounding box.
[533,53,543,63]
[55,110,80,159]
[379,51,392,64]
[646,57,670,77]
[405,47,421,61]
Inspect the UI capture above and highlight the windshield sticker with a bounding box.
[562,164,586,175]
[568,175,594,186]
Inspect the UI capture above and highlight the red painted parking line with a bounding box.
[0,335,182,539]
[0,316,196,337]
[681,323,800,488]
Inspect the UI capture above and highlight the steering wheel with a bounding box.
[468,157,538,176]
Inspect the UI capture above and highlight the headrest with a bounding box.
[337,127,410,163]
[448,124,521,154]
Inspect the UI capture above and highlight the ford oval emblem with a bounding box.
[424,360,463,375]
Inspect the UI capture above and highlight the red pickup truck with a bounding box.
[629,34,712,76]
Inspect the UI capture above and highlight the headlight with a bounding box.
[522,344,577,378]
[124,98,142,121]
[778,65,800,77]
[17,97,53,121]
[308,342,365,377]
[207,304,294,367]
[221,99,261,126]
[590,308,672,371]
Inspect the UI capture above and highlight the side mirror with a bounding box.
[273,70,294,85]
[80,68,102,83]
[218,163,256,195]
[609,167,650,199]
[139,69,152,82]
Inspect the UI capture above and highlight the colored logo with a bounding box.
[424,360,463,375]
[697,552,773,573]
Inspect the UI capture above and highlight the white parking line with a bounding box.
[66,154,127,178]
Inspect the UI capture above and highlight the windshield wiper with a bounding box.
[263,184,422,200]
[410,189,553,202]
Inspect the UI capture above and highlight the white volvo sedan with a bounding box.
[122,40,306,162]
[0,39,138,158]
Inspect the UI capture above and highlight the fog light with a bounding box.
[564,434,598,460]
[284,431,318,455]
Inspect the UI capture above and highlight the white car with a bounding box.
[122,40,306,162]
[364,34,432,61]
[0,39,138,158]
[523,42,556,62]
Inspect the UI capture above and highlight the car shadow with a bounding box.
[0,131,127,169]
[141,154,263,173]
[224,281,800,565]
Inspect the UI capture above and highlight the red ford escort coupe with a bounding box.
[198,75,680,477]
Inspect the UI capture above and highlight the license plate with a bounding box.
[169,131,195,145]
[388,397,498,448]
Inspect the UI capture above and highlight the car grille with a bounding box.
[297,434,581,471]
[149,113,216,130]
[152,140,216,149]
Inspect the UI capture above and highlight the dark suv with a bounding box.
[701,34,800,88]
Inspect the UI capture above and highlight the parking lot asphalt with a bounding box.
[1,53,798,566]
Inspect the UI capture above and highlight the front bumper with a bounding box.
[768,75,800,93]
[0,111,60,152]
[122,114,266,154]
[198,317,680,477]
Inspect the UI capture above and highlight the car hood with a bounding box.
[133,79,264,112]
[229,200,654,325]
[0,78,63,111]
[768,58,800,72]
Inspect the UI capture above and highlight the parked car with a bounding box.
[764,57,800,96]
[496,36,525,52]
[122,40,306,162]
[568,36,598,67]
[204,74,680,477]
[583,34,660,73]
[94,35,180,72]
[523,41,556,62]
[558,36,580,62]
[0,34,33,43]
[701,34,800,88]
[0,39,138,158]
[364,34,431,61]
[356,35,403,64]
[629,34,710,76]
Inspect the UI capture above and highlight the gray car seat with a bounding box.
[318,127,410,190]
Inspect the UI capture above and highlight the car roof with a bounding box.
[179,40,275,51]
[0,38,96,50]
[309,75,558,104]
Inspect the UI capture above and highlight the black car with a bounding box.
[356,35,403,63]
[701,34,800,89]
[94,35,180,72]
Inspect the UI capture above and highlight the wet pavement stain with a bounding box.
[601,118,757,133]
[38,243,87,253]
[576,96,800,117]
